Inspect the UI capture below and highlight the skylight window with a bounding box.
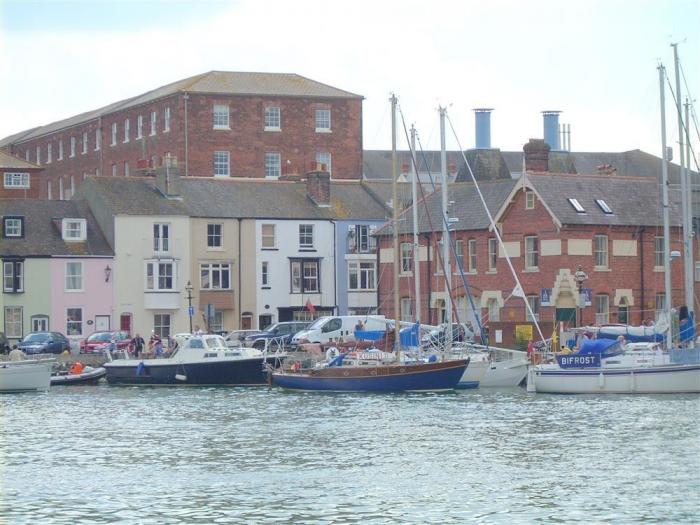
[567,198,586,213]
[595,199,614,215]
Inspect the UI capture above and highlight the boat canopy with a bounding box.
[577,339,620,356]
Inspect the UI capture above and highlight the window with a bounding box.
[124,119,130,142]
[454,239,464,270]
[137,115,143,138]
[111,164,117,177]
[401,242,413,273]
[200,263,231,290]
[48,181,52,200]
[31,315,49,332]
[348,261,376,290]
[315,108,331,132]
[4,306,23,338]
[618,298,629,324]
[596,199,613,214]
[213,151,230,177]
[349,224,375,253]
[567,198,585,213]
[526,295,539,322]
[111,122,118,146]
[299,224,314,249]
[65,261,83,291]
[70,136,76,157]
[150,111,157,135]
[594,234,608,268]
[213,104,230,129]
[401,297,413,323]
[654,236,664,268]
[70,176,75,197]
[595,294,609,325]
[4,172,30,189]
[66,307,83,336]
[487,298,500,322]
[154,314,171,339]
[146,261,175,291]
[82,132,88,154]
[265,106,281,130]
[47,142,52,163]
[695,262,700,282]
[655,293,666,320]
[488,238,497,271]
[525,191,535,209]
[153,223,170,252]
[210,311,224,333]
[207,223,222,248]
[261,224,275,249]
[261,261,269,287]
[58,140,63,160]
[62,219,86,241]
[124,161,129,177]
[524,236,538,269]
[290,259,320,293]
[59,178,64,200]
[36,145,41,165]
[265,152,281,178]
[3,261,23,292]
[468,239,477,273]
[164,107,171,132]
[95,129,101,151]
[315,152,331,174]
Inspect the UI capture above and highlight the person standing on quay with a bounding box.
[131,333,145,358]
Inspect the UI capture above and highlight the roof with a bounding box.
[0,200,112,257]
[0,150,40,170]
[0,71,362,146]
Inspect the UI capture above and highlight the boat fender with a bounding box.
[175,374,187,382]
[136,362,146,376]
[326,347,339,360]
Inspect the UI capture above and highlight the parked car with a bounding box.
[243,321,311,350]
[18,332,71,355]
[80,330,131,353]
[0,332,11,354]
[223,330,262,349]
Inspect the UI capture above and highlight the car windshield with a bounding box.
[23,333,49,343]
[88,332,111,342]
[265,323,282,333]
[307,318,327,330]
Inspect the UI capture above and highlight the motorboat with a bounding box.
[527,339,700,394]
[0,358,53,393]
[104,334,286,386]
[51,366,106,386]
[443,344,528,389]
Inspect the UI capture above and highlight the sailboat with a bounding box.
[526,64,700,394]
[270,96,468,392]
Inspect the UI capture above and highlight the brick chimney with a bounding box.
[523,139,550,172]
[154,155,181,199]
[306,170,330,207]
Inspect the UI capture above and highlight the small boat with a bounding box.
[51,366,106,386]
[447,344,528,388]
[104,334,286,386]
[0,358,53,393]
[527,339,700,394]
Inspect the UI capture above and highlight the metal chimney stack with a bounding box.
[542,111,561,150]
[474,108,493,149]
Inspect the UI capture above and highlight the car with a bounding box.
[18,332,71,355]
[243,321,310,350]
[80,330,131,353]
[0,332,11,354]
[223,330,261,349]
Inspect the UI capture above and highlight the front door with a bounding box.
[95,315,110,331]
[31,315,49,332]
[241,314,252,329]
[258,314,273,330]
[120,314,132,334]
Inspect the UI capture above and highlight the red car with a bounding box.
[80,330,131,353]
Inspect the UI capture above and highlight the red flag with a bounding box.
[305,298,316,313]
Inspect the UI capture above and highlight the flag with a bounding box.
[512,283,525,298]
[305,298,316,313]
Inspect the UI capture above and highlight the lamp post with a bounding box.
[185,280,194,334]
[574,265,588,327]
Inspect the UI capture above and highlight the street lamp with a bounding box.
[574,265,588,327]
[185,280,194,334]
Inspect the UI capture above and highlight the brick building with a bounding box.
[0,71,363,199]
[0,150,43,200]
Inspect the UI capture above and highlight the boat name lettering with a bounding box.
[557,354,601,368]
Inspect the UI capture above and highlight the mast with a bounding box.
[685,98,695,340]
[659,64,673,350]
[672,43,694,322]
[440,106,452,348]
[410,125,421,323]
[391,94,401,352]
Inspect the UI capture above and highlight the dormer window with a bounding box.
[62,218,87,241]
[3,217,24,238]
[595,199,613,215]
[567,198,586,213]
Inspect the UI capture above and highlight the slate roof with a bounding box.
[0,200,112,257]
[0,71,361,146]
[0,150,40,170]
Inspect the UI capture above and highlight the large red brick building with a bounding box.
[0,71,363,199]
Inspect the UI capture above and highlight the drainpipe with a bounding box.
[238,218,242,329]
[639,226,645,323]
[184,93,190,177]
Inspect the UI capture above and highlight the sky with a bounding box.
[0,0,698,160]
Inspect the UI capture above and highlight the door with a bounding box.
[241,314,252,329]
[120,314,132,334]
[31,315,49,332]
[95,315,111,331]
[259,314,273,330]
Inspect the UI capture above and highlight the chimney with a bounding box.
[306,170,330,207]
[523,139,550,172]
[542,111,561,150]
[473,108,493,149]
[154,154,181,199]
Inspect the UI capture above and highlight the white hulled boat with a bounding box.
[0,358,53,393]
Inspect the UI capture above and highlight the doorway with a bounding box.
[95,315,111,331]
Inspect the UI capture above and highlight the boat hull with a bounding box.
[51,367,106,386]
[0,360,52,393]
[531,364,700,394]
[272,359,468,392]
[480,359,529,388]
[105,355,285,386]
[456,358,488,389]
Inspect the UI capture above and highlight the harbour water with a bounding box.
[1,386,699,524]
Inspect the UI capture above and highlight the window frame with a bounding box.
[524,235,539,270]
[4,306,23,338]
[595,294,609,325]
[213,151,230,177]
[315,108,331,132]
[261,261,269,287]
[150,110,157,136]
[525,191,535,210]
[145,261,176,291]
[164,107,171,132]
[467,238,477,273]
[526,295,540,322]
[3,172,30,189]
[290,259,320,293]
[594,234,609,268]
[153,313,171,339]
[654,236,664,268]
[264,106,281,130]
[124,118,130,143]
[81,132,88,154]
[153,223,170,252]
[62,218,87,241]
[70,136,76,157]
[137,115,143,139]
[200,262,232,291]
[400,242,413,274]
[261,224,276,249]
[488,237,497,272]
[111,122,118,146]
[212,104,230,129]
[400,297,413,323]
[3,261,24,293]
[265,152,281,178]
[315,151,331,174]
[207,223,223,249]
[348,261,376,291]
[66,307,83,337]
[299,224,315,250]
[64,261,84,292]
[47,142,52,163]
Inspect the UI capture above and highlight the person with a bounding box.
[8,346,26,361]
[131,333,145,358]
[354,320,364,333]
[193,325,204,336]
[154,338,164,357]
[69,361,84,375]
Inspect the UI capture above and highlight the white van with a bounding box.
[291,315,386,347]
